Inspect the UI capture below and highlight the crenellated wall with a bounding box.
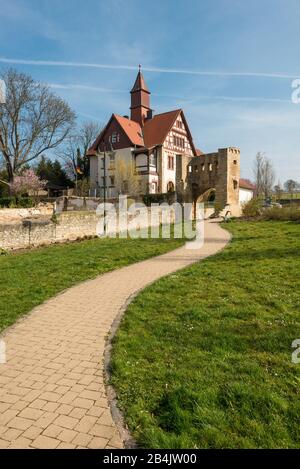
[186,147,240,208]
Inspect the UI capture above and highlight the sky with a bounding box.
[0,0,300,183]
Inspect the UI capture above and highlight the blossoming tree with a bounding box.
[10,169,47,205]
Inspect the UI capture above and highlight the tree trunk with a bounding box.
[5,162,14,195]
[6,161,14,183]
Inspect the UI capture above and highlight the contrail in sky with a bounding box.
[48,82,290,104]
[0,57,299,80]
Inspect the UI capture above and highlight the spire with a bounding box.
[130,66,152,126]
[130,66,150,94]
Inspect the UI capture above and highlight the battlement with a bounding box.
[186,147,241,207]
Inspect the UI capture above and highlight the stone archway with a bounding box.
[190,186,216,219]
[196,187,216,203]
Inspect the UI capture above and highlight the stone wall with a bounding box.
[0,212,99,251]
[0,209,176,251]
[0,205,54,223]
[0,205,215,252]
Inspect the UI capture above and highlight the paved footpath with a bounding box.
[0,220,230,449]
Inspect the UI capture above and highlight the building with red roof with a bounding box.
[88,69,247,214]
[88,68,201,197]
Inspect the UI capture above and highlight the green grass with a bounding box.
[277,192,300,200]
[0,233,184,333]
[111,221,300,449]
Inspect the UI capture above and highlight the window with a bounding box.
[233,160,237,165]
[173,135,185,148]
[110,176,115,187]
[101,157,105,169]
[110,132,119,144]
[209,163,213,172]
[233,180,238,190]
[168,155,174,170]
[110,153,115,162]
[149,153,157,167]
[167,181,175,192]
[194,165,198,173]
[102,177,106,186]
[202,164,205,171]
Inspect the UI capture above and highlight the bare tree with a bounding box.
[57,121,102,179]
[253,152,275,198]
[0,69,76,182]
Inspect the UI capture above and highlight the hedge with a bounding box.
[0,197,34,208]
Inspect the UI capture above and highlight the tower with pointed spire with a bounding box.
[130,66,152,126]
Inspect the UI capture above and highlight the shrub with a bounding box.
[213,202,224,216]
[242,198,263,218]
[262,206,300,222]
[0,197,34,208]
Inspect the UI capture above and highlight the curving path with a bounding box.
[0,220,230,449]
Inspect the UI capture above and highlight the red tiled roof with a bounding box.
[87,114,143,156]
[196,148,203,156]
[114,114,144,146]
[143,109,197,155]
[143,109,181,148]
[239,178,255,190]
[88,109,197,156]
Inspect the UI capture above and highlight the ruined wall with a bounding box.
[187,147,240,208]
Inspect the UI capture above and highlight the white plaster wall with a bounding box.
[239,188,253,204]
[162,149,176,192]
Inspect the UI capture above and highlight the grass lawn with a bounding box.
[111,221,300,449]
[0,233,184,333]
[278,192,300,200]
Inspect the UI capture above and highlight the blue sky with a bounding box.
[1,0,300,182]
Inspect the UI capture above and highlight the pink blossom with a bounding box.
[10,170,47,196]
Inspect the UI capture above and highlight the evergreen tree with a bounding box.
[36,156,73,188]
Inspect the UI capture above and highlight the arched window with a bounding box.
[167,181,175,193]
